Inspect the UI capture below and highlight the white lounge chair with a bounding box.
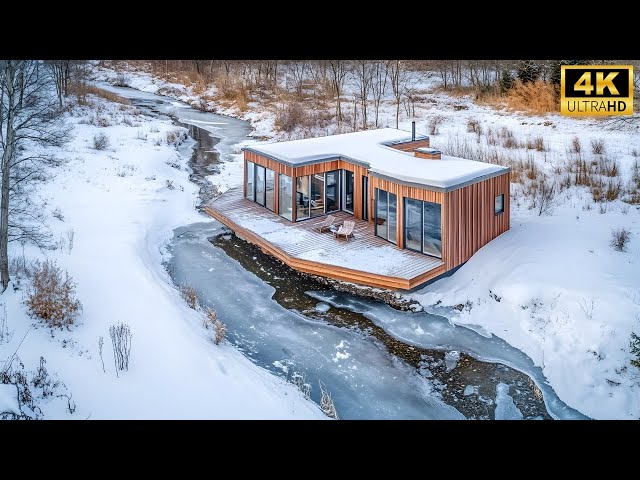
[334,220,355,241]
[314,215,337,233]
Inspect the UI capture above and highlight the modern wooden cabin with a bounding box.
[206,128,510,290]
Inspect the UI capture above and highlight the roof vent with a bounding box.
[414,147,441,160]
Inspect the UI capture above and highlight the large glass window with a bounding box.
[344,170,354,214]
[265,169,275,211]
[245,161,255,201]
[255,165,266,206]
[405,198,422,251]
[388,193,397,244]
[310,174,325,218]
[423,201,442,258]
[495,194,504,214]
[375,188,388,239]
[279,174,293,221]
[326,170,340,213]
[403,198,442,258]
[296,175,311,220]
[362,176,368,220]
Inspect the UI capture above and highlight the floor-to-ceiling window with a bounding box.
[310,174,325,218]
[255,165,266,206]
[344,170,354,214]
[265,169,275,211]
[296,175,311,220]
[245,161,255,201]
[375,188,397,244]
[362,176,368,220]
[279,174,293,221]
[405,198,422,251]
[403,198,442,258]
[326,170,340,212]
[422,201,442,257]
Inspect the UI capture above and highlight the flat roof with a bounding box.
[244,128,509,190]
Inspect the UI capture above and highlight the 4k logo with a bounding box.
[561,65,633,116]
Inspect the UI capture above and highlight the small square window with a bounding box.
[495,194,504,215]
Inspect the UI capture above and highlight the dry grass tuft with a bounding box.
[26,260,82,329]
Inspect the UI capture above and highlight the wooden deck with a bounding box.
[205,188,445,290]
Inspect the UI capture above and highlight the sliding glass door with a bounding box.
[403,198,442,258]
[310,174,325,218]
[422,201,442,257]
[375,188,397,244]
[255,165,266,206]
[343,170,354,214]
[326,170,340,212]
[265,169,275,211]
[245,161,255,201]
[279,174,293,221]
[405,198,422,252]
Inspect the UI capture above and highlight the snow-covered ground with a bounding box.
[0,91,324,419]
[92,63,640,420]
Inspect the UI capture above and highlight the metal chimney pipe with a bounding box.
[412,121,416,141]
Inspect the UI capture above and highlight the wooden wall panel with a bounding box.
[443,172,510,271]
[244,151,294,177]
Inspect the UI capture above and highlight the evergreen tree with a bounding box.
[499,69,514,93]
[550,60,582,85]
[517,60,541,83]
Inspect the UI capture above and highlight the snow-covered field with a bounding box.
[0,92,324,419]
[92,63,640,420]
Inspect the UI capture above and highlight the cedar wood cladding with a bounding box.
[243,146,509,275]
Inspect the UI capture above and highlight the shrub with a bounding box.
[319,381,339,419]
[427,115,444,135]
[204,307,226,345]
[526,136,546,152]
[52,207,65,222]
[610,228,631,252]
[591,138,606,155]
[180,284,198,309]
[110,322,132,375]
[570,136,582,154]
[93,133,109,150]
[466,118,481,134]
[630,332,640,369]
[26,260,82,328]
[503,80,557,115]
[274,103,307,133]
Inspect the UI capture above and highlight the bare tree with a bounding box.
[389,60,410,128]
[370,61,389,128]
[353,60,373,129]
[0,60,69,292]
[328,60,350,126]
[287,61,309,95]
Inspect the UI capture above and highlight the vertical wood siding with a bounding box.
[443,172,510,271]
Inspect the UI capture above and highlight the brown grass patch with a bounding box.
[70,83,130,105]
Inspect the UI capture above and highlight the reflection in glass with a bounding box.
[245,161,254,201]
[310,174,325,218]
[296,175,310,220]
[405,198,422,251]
[375,189,387,238]
[388,193,397,244]
[423,201,442,258]
[265,169,275,211]
[326,170,340,212]
[255,165,266,206]
[279,174,293,221]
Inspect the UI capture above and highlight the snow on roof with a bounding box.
[245,128,508,189]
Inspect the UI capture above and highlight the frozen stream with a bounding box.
[101,83,587,420]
